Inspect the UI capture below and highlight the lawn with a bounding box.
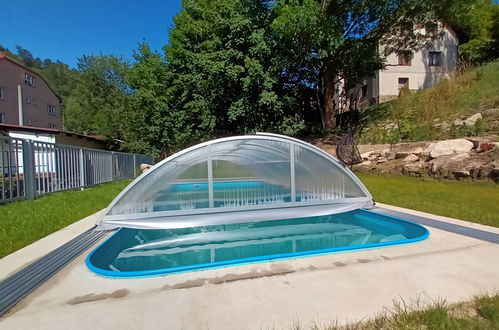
[0,180,131,258]
[358,174,499,228]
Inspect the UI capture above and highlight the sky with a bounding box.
[0,0,182,68]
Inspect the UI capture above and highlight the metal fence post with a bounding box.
[22,140,35,200]
[133,154,137,178]
[111,151,115,182]
[79,148,85,190]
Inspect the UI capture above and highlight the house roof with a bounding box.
[0,123,106,143]
[0,53,63,103]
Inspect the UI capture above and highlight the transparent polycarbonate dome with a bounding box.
[97,133,374,230]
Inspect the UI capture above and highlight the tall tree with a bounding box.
[165,0,305,139]
[271,0,464,130]
[64,55,134,145]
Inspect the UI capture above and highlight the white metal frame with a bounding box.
[97,133,374,230]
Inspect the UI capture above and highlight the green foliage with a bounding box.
[63,55,135,146]
[0,180,130,258]
[164,0,305,141]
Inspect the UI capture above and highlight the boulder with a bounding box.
[450,153,470,161]
[403,154,419,163]
[464,113,482,126]
[411,147,423,155]
[403,162,424,174]
[360,151,375,160]
[395,151,412,159]
[420,143,436,160]
[359,160,373,167]
[430,139,474,158]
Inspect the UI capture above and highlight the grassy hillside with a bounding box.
[359,61,499,144]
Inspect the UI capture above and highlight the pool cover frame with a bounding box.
[87,209,429,278]
[96,133,375,231]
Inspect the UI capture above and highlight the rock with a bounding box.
[450,153,470,161]
[434,122,450,130]
[140,163,152,173]
[452,169,471,178]
[403,154,419,163]
[430,139,474,158]
[395,151,412,159]
[411,147,423,155]
[360,151,375,160]
[359,160,373,167]
[387,153,396,160]
[377,157,388,164]
[479,142,496,152]
[381,148,391,156]
[463,113,482,126]
[466,139,480,149]
[453,119,465,126]
[421,143,436,160]
[403,162,424,174]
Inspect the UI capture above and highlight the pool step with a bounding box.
[0,227,109,317]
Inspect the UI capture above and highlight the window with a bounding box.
[48,123,57,129]
[27,119,33,126]
[397,51,412,66]
[429,51,442,66]
[26,96,30,104]
[47,104,56,115]
[0,113,4,123]
[33,98,36,105]
[0,87,4,100]
[361,84,368,98]
[398,77,409,90]
[25,73,36,86]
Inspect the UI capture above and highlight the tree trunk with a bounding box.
[322,58,336,130]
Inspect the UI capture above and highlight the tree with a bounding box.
[271,0,467,130]
[64,55,134,146]
[164,0,305,140]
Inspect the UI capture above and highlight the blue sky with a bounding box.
[0,0,182,68]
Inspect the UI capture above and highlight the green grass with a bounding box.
[0,180,130,258]
[293,293,499,330]
[357,174,499,227]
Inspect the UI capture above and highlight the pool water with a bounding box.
[87,209,429,278]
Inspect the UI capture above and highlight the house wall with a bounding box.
[0,56,61,129]
[378,27,459,99]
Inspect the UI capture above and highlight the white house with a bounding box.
[336,25,460,111]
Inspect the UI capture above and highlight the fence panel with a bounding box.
[0,136,154,204]
[0,137,25,203]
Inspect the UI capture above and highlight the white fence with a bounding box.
[0,135,154,204]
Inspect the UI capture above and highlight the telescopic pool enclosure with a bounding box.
[96,133,375,231]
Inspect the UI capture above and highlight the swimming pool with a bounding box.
[87,209,429,278]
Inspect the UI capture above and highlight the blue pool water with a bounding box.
[87,209,429,278]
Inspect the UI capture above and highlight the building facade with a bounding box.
[336,26,460,111]
[0,54,61,129]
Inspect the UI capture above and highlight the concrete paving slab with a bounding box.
[0,206,498,330]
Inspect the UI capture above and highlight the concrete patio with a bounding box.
[0,204,498,330]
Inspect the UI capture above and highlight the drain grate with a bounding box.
[0,228,109,317]
[373,207,499,244]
